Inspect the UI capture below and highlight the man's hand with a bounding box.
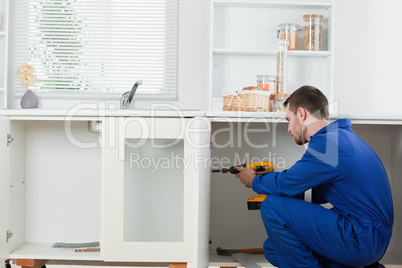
[236,167,256,188]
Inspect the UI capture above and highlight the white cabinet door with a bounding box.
[0,116,10,261]
[103,117,211,264]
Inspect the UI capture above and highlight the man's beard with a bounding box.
[294,118,309,145]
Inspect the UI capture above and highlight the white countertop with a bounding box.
[0,109,401,124]
[0,108,205,118]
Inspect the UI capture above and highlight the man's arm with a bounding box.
[237,135,344,197]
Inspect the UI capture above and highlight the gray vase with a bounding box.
[20,89,39,109]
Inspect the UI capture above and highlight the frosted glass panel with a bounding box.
[124,139,184,242]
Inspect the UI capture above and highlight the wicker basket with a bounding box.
[223,90,270,112]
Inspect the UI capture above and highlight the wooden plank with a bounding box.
[16,259,48,268]
[169,263,187,268]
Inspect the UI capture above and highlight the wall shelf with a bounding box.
[213,48,332,57]
[209,0,334,110]
[213,0,332,9]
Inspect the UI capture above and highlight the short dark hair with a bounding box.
[283,85,329,120]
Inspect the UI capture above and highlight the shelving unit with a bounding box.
[209,0,334,110]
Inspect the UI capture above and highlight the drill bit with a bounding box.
[211,167,237,174]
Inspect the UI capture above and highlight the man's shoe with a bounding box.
[364,262,385,268]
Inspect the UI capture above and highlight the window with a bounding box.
[15,0,179,99]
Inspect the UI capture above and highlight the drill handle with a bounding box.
[228,166,242,174]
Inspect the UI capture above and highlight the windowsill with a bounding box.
[14,90,178,101]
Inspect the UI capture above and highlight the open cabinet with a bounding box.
[207,116,402,267]
[1,111,402,268]
[0,111,211,268]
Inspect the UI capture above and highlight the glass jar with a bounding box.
[271,93,290,112]
[276,39,288,94]
[256,75,276,94]
[303,14,323,51]
[277,23,301,50]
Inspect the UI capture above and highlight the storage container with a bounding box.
[276,39,288,94]
[270,93,290,112]
[256,75,276,94]
[303,14,323,51]
[277,23,301,50]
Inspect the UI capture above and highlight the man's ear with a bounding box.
[297,107,308,122]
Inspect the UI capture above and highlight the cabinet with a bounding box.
[0,110,211,268]
[207,116,402,267]
[0,0,9,109]
[1,110,402,267]
[209,0,334,111]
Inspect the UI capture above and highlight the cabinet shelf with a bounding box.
[213,48,332,57]
[0,31,5,36]
[9,243,102,261]
[214,0,332,9]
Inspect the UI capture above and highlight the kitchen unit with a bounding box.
[0,109,211,268]
[1,110,402,268]
[1,0,402,267]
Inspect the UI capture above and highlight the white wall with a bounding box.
[333,0,402,116]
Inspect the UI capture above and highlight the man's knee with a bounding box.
[261,195,283,219]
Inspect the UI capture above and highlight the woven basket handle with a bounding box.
[229,90,243,105]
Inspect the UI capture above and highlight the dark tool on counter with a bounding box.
[212,161,274,210]
[216,247,264,256]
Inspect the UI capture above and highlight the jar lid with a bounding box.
[277,23,302,31]
[257,74,276,80]
[303,14,324,19]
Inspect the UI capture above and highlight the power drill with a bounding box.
[211,161,274,210]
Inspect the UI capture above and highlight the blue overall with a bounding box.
[252,119,393,267]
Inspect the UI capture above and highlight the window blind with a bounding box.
[15,0,179,99]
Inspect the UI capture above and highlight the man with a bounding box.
[236,86,393,268]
